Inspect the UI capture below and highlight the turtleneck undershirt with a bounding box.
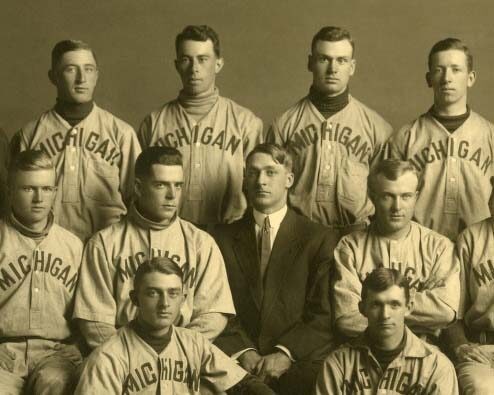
[178,88,219,122]
[54,99,94,126]
[308,86,349,119]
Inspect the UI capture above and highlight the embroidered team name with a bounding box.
[472,259,494,287]
[343,367,434,394]
[408,139,492,175]
[115,249,197,289]
[0,251,77,292]
[37,128,121,166]
[363,264,431,292]
[123,359,200,394]
[154,125,241,155]
[288,121,372,162]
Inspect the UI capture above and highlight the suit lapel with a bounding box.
[232,213,263,310]
[261,210,301,321]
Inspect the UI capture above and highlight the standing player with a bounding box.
[0,127,9,218]
[11,40,141,241]
[315,268,458,394]
[266,26,392,238]
[442,212,494,394]
[73,146,235,350]
[333,159,459,340]
[388,38,494,240]
[138,25,263,227]
[0,150,83,394]
[75,257,275,394]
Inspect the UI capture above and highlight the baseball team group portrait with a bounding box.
[1,0,494,394]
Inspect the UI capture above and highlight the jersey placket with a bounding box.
[63,127,81,203]
[30,245,43,329]
[189,122,203,202]
[388,239,401,271]
[444,136,460,237]
[316,121,335,203]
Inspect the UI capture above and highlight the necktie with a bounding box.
[260,216,271,285]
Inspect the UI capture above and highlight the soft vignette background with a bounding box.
[0,0,493,138]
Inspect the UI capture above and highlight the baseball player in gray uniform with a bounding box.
[0,127,9,218]
[11,39,141,242]
[73,146,235,351]
[333,159,459,340]
[388,38,494,241]
[266,26,392,238]
[138,25,263,227]
[75,257,275,395]
[0,150,83,394]
[442,214,494,394]
[315,268,458,394]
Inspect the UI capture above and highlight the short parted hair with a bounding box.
[368,159,423,195]
[133,257,184,292]
[428,38,473,72]
[175,25,221,58]
[311,26,355,56]
[8,150,54,186]
[51,39,97,70]
[134,146,183,180]
[246,143,293,172]
[362,267,411,303]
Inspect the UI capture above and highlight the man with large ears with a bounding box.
[315,268,458,394]
[213,143,338,394]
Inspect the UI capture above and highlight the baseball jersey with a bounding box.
[0,218,82,339]
[266,95,392,228]
[138,95,263,225]
[12,104,141,241]
[0,128,9,218]
[75,325,246,394]
[315,327,458,395]
[388,110,494,240]
[334,221,459,337]
[456,217,494,331]
[73,205,235,331]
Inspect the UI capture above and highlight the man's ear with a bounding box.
[48,69,57,86]
[307,55,314,72]
[425,71,432,88]
[358,301,366,317]
[405,298,414,318]
[215,57,224,74]
[134,178,142,199]
[130,289,139,307]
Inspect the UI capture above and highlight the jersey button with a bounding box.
[325,164,331,170]
[195,163,201,168]
[34,288,39,292]
[70,166,75,171]
[450,177,456,182]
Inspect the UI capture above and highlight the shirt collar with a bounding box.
[252,205,288,229]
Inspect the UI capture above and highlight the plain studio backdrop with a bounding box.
[1,0,493,138]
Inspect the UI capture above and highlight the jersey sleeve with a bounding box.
[242,115,263,159]
[314,352,345,395]
[73,235,117,325]
[386,124,410,160]
[187,234,235,340]
[118,125,142,208]
[424,355,459,395]
[264,122,284,145]
[333,239,368,337]
[74,349,126,394]
[137,114,153,149]
[199,335,247,392]
[369,118,393,172]
[456,229,473,320]
[406,239,459,330]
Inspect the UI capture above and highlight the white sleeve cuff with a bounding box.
[231,348,258,361]
[275,345,295,362]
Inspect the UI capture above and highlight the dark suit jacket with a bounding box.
[213,208,338,361]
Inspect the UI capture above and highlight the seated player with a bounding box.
[213,143,338,395]
[0,150,83,394]
[333,159,459,340]
[73,146,235,349]
[443,213,494,394]
[315,268,458,394]
[75,257,275,394]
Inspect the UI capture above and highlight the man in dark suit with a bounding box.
[213,143,338,395]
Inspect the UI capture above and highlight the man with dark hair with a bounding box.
[388,38,494,240]
[0,150,83,394]
[333,159,459,340]
[73,146,235,350]
[138,25,263,228]
[315,268,458,394]
[266,26,392,239]
[11,39,141,242]
[213,143,338,394]
[75,257,275,394]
